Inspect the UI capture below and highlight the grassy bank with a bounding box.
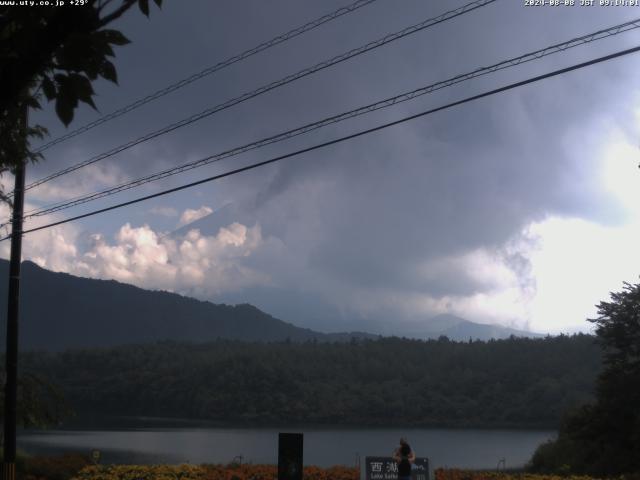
[15,454,358,480]
[16,454,639,480]
[433,469,640,480]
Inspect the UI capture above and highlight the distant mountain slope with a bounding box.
[415,313,544,341]
[0,260,375,350]
[168,206,544,342]
[0,260,541,350]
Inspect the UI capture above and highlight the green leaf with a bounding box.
[41,76,56,101]
[83,63,100,81]
[28,124,48,141]
[54,32,91,72]
[25,96,41,110]
[100,29,130,46]
[55,97,74,127]
[68,73,97,110]
[102,41,115,58]
[138,0,150,16]
[69,73,94,97]
[100,60,118,84]
[54,74,81,126]
[81,95,97,110]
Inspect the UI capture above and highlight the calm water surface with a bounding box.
[17,417,555,469]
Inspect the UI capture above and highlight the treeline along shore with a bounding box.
[17,334,599,429]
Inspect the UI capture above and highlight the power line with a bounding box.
[32,0,380,154]
[5,44,639,242]
[20,16,640,218]
[20,17,640,221]
[22,0,497,193]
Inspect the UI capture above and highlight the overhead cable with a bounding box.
[5,44,639,241]
[21,17,640,220]
[32,0,380,154]
[23,0,497,193]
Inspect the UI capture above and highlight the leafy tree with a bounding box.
[0,0,162,202]
[19,335,600,429]
[529,281,640,475]
[0,0,162,443]
[0,372,72,446]
[586,281,640,474]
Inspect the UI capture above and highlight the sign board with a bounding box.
[365,456,429,480]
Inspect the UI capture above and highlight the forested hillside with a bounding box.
[0,261,539,348]
[0,260,376,349]
[20,334,600,428]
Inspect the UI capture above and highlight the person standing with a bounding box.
[393,437,415,480]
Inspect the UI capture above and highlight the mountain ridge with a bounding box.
[0,259,541,350]
[0,260,378,350]
[401,313,543,340]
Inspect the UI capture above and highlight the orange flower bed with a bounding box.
[203,464,358,480]
[70,463,359,480]
[434,468,599,480]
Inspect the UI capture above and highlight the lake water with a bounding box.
[17,417,555,470]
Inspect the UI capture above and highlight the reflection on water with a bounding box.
[18,417,555,469]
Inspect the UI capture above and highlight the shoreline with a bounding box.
[39,413,561,433]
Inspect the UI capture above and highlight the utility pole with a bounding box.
[3,105,27,480]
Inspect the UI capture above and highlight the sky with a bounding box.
[2,0,640,336]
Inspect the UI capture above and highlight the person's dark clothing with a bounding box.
[398,444,412,478]
[398,458,411,477]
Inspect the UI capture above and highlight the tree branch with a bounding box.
[98,0,137,27]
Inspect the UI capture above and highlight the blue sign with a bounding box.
[365,456,429,480]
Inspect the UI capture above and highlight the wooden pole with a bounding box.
[3,105,27,480]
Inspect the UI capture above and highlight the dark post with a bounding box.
[3,107,27,480]
[278,432,303,480]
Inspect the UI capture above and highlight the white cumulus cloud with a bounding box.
[1,210,271,300]
[178,206,213,227]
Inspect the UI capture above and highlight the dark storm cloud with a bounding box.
[214,1,640,325]
[25,0,640,330]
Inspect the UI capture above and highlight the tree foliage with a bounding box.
[0,0,161,435]
[529,281,640,476]
[0,0,162,201]
[19,334,600,429]
[0,371,72,445]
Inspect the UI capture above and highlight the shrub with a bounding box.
[23,453,91,480]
